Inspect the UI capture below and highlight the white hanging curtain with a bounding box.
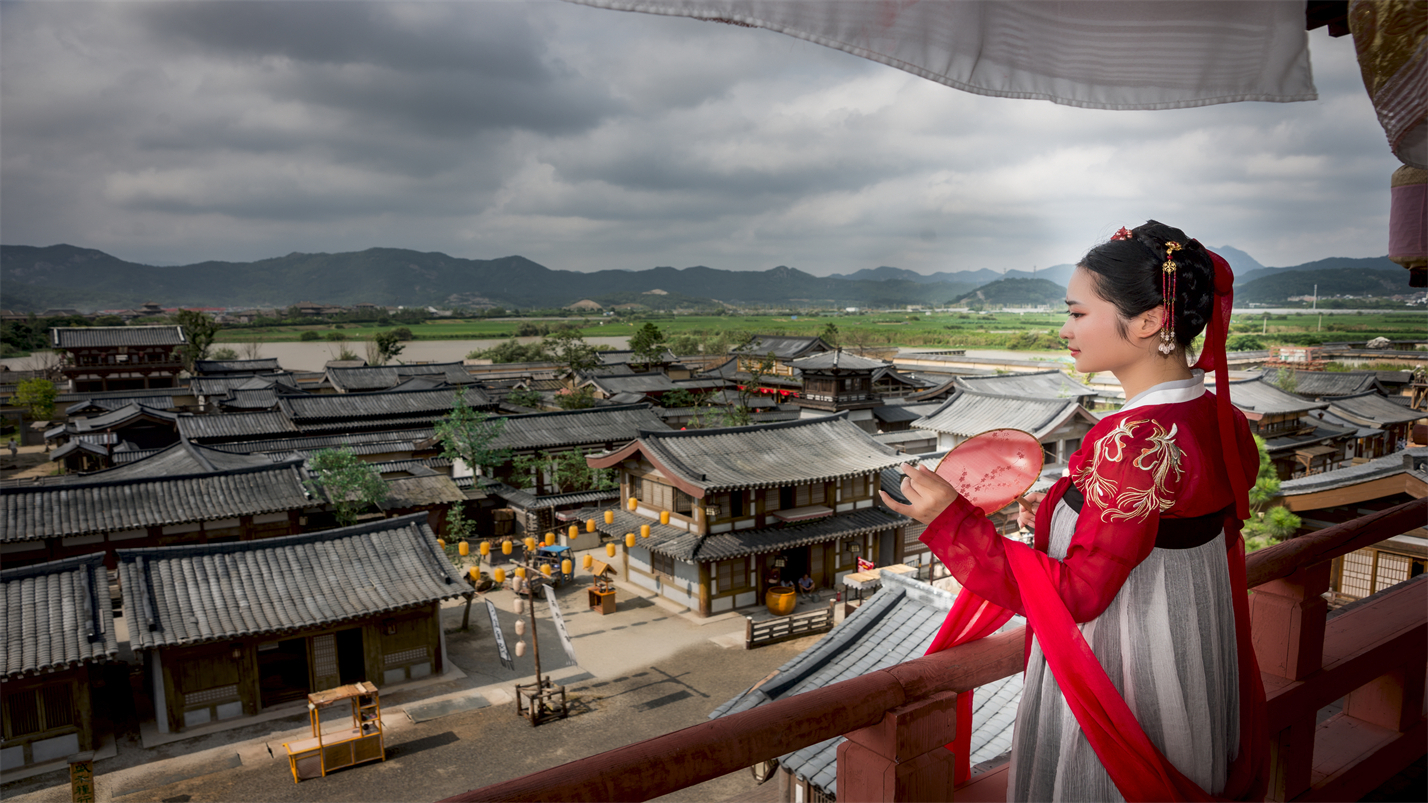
[570,0,1318,110]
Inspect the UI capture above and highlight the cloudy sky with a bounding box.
[0,1,1404,276]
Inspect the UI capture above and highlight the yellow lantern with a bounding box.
[586,519,596,533]
[515,566,526,579]
[479,541,491,557]
[549,531,559,546]
[437,538,446,549]
[493,567,506,584]
[562,558,573,575]
[501,540,513,555]
[541,564,552,577]
[604,510,614,524]
[660,511,670,525]
[582,554,593,570]
[468,567,480,583]
[625,532,636,548]
[627,497,638,511]
[458,541,470,556]
[566,526,576,542]
[524,536,536,551]
[640,524,651,538]
[605,543,616,558]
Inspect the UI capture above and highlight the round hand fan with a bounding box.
[932,428,1044,514]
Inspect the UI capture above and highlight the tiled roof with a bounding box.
[189,373,297,396]
[490,404,669,452]
[218,388,281,410]
[954,369,1096,399]
[2,463,312,541]
[913,391,1091,439]
[65,403,178,434]
[593,505,909,562]
[381,469,466,509]
[584,372,678,395]
[709,570,1022,797]
[1279,448,1428,496]
[326,363,476,392]
[1267,368,1385,398]
[1263,420,1359,455]
[870,366,936,388]
[479,480,620,511]
[730,335,832,360]
[2,554,120,678]
[278,387,493,423]
[789,350,888,371]
[179,411,298,443]
[51,325,185,349]
[118,514,464,650]
[66,395,179,416]
[590,414,907,494]
[1324,392,1425,427]
[598,349,679,366]
[57,386,190,404]
[202,427,434,455]
[1219,377,1328,416]
[872,403,941,424]
[193,358,281,375]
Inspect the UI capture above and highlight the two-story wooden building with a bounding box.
[585,414,910,616]
[51,326,186,393]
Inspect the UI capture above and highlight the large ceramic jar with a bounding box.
[765,585,797,616]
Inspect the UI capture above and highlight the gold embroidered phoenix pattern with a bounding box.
[1075,418,1184,523]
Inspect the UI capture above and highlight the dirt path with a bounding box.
[1,444,57,481]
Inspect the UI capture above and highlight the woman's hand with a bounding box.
[1017,491,1046,530]
[879,463,961,525]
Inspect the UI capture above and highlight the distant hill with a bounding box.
[1235,265,1409,303]
[0,245,981,311]
[1237,255,1402,286]
[951,277,1066,307]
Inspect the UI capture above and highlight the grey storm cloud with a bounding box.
[0,0,1408,275]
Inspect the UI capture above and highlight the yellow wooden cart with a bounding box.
[283,682,385,782]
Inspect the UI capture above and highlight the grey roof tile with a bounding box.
[913,390,1091,439]
[1325,392,1425,427]
[193,358,281,375]
[118,513,464,650]
[1280,447,1428,496]
[177,410,299,442]
[593,506,910,562]
[489,404,669,452]
[954,369,1096,399]
[278,386,492,423]
[789,351,888,371]
[2,554,120,678]
[52,325,185,349]
[1217,377,1328,415]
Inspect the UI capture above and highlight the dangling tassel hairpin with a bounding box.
[1159,241,1182,354]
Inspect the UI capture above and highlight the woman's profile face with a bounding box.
[1059,267,1147,376]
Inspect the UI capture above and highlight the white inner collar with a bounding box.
[1119,370,1206,413]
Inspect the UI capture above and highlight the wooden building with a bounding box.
[586,414,910,616]
[789,350,887,432]
[45,403,181,472]
[276,386,495,435]
[118,514,466,734]
[51,326,186,393]
[1321,391,1425,461]
[1,554,120,771]
[1220,377,1358,479]
[1275,448,1428,603]
[1,450,312,568]
[911,390,1099,469]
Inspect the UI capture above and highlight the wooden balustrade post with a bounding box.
[1251,562,1329,801]
[836,690,958,803]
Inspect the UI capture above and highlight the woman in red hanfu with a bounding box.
[882,221,1267,802]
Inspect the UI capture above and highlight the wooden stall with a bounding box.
[284,682,385,782]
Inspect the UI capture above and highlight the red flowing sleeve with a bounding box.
[920,415,1186,623]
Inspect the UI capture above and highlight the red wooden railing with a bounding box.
[443,497,1427,803]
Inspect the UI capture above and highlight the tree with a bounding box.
[332,344,360,362]
[468,338,549,364]
[367,330,405,366]
[554,385,596,410]
[175,309,219,371]
[300,330,321,341]
[819,322,840,349]
[305,448,388,527]
[544,329,601,377]
[729,336,776,426]
[435,390,509,477]
[239,338,264,359]
[1242,434,1302,551]
[13,378,57,420]
[1272,367,1298,395]
[507,387,545,409]
[511,448,616,494]
[667,333,701,355]
[629,322,666,370]
[1226,334,1265,352]
[209,346,239,360]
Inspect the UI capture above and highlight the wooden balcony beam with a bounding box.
[1245,497,1426,588]
[441,628,1025,803]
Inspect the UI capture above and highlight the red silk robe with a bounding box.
[919,388,1267,801]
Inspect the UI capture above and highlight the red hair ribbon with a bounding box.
[1194,247,1252,520]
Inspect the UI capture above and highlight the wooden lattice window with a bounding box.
[4,684,74,739]
[715,558,749,593]
[651,551,675,577]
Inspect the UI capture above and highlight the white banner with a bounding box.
[485,599,514,671]
[543,584,580,666]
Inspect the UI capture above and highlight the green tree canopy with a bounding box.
[629,322,666,368]
[175,309,219,372]
[435,390,509,477]
[1243,434,1302,550]
[13,377,57,420]
[371,330,405,365]
[544,329,600,375]
[305,447,388,527]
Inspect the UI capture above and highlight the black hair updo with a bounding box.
[1077,220,1215,351]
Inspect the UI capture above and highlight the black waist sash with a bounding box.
[1061,485,1228,550]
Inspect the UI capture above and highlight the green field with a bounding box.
[217,309,1424,353]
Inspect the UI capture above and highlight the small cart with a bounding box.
[587,558,618,615]
[283,682,385,782]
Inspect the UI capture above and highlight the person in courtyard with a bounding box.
[882,222,1267,802]
[797,572,816,602]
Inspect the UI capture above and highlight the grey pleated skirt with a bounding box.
[1007,499,1240,802]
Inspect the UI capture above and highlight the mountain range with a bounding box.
[0,243,1408,313]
